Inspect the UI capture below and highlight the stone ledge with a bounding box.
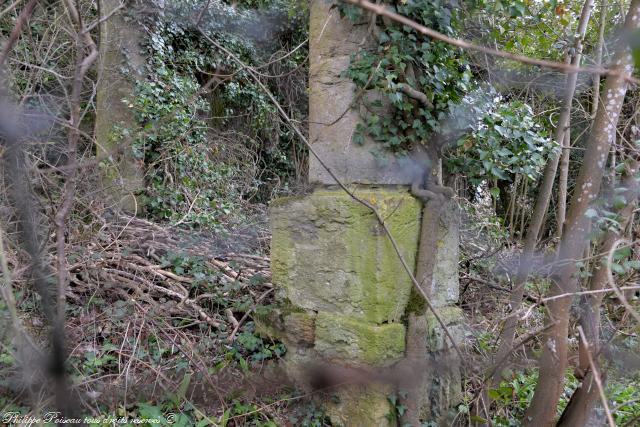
[425,306,465,353]
[314,312,405,366]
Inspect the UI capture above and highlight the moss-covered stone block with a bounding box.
[270,188,421,323]
[314,312,405,366]
[254,305,317,348]
[325,384,394,427]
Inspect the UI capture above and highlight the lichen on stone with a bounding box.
[270,188,421,324]
[314,312,405,366]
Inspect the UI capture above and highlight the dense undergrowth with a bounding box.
[1,0,640,426]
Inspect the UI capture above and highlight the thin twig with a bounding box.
[82,2,124,34]
[0,0,39,67]
[0,0,24,20]
[577,326,615,427]
[228,288,274,342]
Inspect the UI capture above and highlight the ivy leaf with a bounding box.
[624,260,640,270]
[610,263,626,275]
[613,195,627,210]
[494,125,508,137]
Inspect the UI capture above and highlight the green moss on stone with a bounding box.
[404,287,426,316]
[314,312,405,366]
[325,384,394,427]
[270,188,420,324]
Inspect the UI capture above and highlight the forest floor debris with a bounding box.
[0,210,331,426]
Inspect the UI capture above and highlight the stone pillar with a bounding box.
[267,0,462,424]
[308,0,418,185]
[271,190,420,426]
[414,200,464,423]
[95,0,147,214]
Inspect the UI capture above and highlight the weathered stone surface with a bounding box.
[95,0,149,213]
[270,188,421,323]
[424,356,463,424]
[403,311,463,424]
[283,312,316,347]
[314,312,405,366]
[308,0,421,185]
[429,200,460,307]
[254,306,317,349]
[423,307,464,422]
[425,306,464,352]
[325,384,395,427]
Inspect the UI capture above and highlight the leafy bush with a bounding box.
[487,369,578,426]
[128,65,240,228]
[608,379,640,425]
[120,0,308,228]
[447,92,557,186]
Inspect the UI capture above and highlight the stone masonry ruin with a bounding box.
[266,1,464,425]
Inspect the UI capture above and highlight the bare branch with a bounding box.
[606,239,640,324]
[399,83,433,108]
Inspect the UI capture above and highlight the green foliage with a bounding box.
[219,400,278,427]
[127,26,245,228]
[120,0,308,227]
[386,392,408,424]
[474,330,496,354]
[471,0,630,66]
[232,322,286,365]
[287,402,331,426]
[342,0,472,151]
[447,93,557,185]
[608,378,640,425]
[488,369,578,426]
[81,349,117,375]
[486,369,640,426]
[341,0,555,193]
[469,0,576,60]
[602,244,640,275]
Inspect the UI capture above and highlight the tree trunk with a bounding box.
[557,159,639,426]
[518,178,528,238]
[492,0,594,386]
[508,174,520,237]
[95,0,148,213]
[523,2,640,424]
[591,0,608,118]
[556,128,570,239]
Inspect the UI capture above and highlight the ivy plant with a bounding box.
[341,0,472,151]
[340,0,555,191]
[446,92,557,186]
[122,0,307,228]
